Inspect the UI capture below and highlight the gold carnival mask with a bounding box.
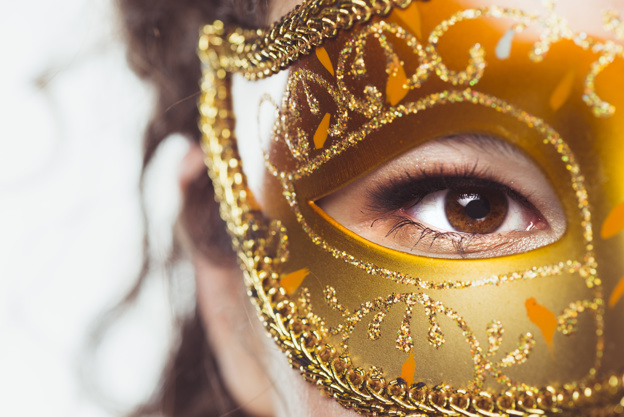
[198,0,624,415]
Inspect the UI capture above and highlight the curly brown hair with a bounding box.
[114,0,268,416]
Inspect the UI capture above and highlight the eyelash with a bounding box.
[364,163,535,254]
[381,214,479,255]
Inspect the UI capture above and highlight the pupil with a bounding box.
[462,194,490,220]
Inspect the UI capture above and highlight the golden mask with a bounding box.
[198,0,624,414]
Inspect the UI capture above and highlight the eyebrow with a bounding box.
[440,134,523,159]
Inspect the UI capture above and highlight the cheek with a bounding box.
[194,259,275,416]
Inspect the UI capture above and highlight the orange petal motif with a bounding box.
[392,2,422,39]
[386,62,409,106]
[550,69,575,111]
[281,268,309,295]
[608,276,624,308]
[601,201,624,239]
[315,46,335,76]
[313,113,331,149]
[525,297,558,353]
[400,353,416,385]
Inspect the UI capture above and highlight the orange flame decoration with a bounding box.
[525,297,558,354]
[601,201,624,239]
[601,202,624,308]
[315,46,335,76]
[400,353,416,385]
[281,268,310,295]
[609,276,624,308]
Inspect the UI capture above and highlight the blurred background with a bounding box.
[0,1,190,415]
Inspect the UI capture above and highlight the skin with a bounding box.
[183,0,624,416]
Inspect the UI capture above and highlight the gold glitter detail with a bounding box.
[202,1,624,135]
[323,286,547,388]
[486,320,504,357]
[498,333,536,368]
[197,58,619,417]
[604,10,624,41]
[271,19,486,178]
[557,299,603,335]
[259,18,606,383]
[396,303,414,352]
[368,311,386,341]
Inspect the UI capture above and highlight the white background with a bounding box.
[0,1,189,415]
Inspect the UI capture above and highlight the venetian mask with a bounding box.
[198,0,624,414]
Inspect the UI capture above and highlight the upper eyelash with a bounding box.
[365,161,532,215]
[362,162,540,256]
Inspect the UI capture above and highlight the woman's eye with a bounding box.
[408,182,546,236]
[318,135,566,259]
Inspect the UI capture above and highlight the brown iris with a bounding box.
[444,187,508,233]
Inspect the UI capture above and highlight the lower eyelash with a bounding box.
[374,214,478,257]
